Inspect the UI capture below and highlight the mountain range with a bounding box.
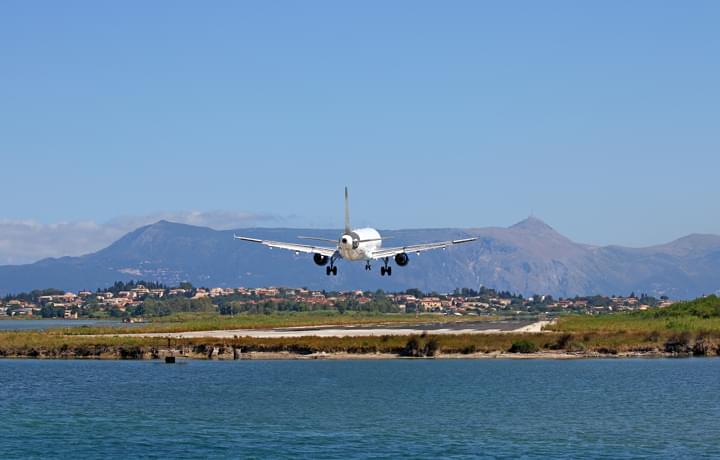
[1,217,719,299]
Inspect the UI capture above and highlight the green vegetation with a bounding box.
[3,281,536,321]
[1,327,718,359]
[0,330,162,358]
[62,311,492,335]
[550,314,720,334]
[550,296,720,334]
[508,339,539,353]
[399,335,440,357]
[4,296,720,359]
[3,328,688,359]
[544,296,720,355]
[104,280,168,294]
[3,288,65,303]
[132,297,215,317]
[637,295,720,319]
[217,296,401,315]
[0,330,546,358]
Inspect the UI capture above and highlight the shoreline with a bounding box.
[3,317,717,360]
[0,348,705,361]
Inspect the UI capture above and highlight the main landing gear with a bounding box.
[380,257,392,276]
[325,255,338,276]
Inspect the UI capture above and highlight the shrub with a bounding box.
[691,333,717,356]
[566,341,587,352]
[664,332,692,354]
[400,336,440,357]
[596,347,617,355]
[692,339,709,356]
[551,333,573,350]
[424,338,440,357]
[646,330,661,342]
[461,344,477,355]
[400,337,422,357]
[508,340,539,354]
[646,295,720,319]
[118,346,143,359]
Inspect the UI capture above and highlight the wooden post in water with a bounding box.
[165,336,175,363]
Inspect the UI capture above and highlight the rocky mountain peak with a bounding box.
[1,221,719,299]
[509,216,557,234]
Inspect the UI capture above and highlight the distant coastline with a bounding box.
[2,295,719,361]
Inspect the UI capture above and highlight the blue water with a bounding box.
[0,319,127,331]
[1,359,719,459]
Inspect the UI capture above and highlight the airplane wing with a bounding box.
[234,235,337,257]
[370,237,478,259]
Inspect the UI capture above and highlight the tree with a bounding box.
[405,288,423,298]
[40,305,63,318]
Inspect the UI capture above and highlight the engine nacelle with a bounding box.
[313,253,329,266]
[394,253,409,267]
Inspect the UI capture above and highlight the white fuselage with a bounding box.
[337,227,382,261]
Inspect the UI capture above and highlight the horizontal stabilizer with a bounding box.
[233,235,261,243]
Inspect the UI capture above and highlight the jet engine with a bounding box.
[394,253,409,267]
[313,253,329,266]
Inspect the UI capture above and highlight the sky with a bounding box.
[1,1,719,263]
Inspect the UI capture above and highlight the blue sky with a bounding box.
[1,1,719,253]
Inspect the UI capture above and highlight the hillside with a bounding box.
[1,218,719,298]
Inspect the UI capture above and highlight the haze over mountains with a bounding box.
[1,218,719,299]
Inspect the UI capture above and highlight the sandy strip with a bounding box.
[512,320,552,333]
[108,320,553,339]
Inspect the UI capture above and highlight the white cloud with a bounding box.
[0,211,280,265]
[106,210,281,232]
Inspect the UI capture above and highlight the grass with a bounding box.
[62,311,497,335]
[541,296,720,355]
[4,296,720,358]
[0,329,549,357]
[0,330,162,356]
[550,314,720,335]
[549,295,720,335]
[0,327,682,358]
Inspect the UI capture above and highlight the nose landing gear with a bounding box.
[365,261,372,271]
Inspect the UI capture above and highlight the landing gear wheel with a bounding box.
[381,257,391,276]
[326,266,332,276]
[332,266,338,276]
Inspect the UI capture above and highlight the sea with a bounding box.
[0,359,718,459]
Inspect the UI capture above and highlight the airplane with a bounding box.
[234,187,478,276]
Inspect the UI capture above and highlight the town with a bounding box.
[0,280,675,320]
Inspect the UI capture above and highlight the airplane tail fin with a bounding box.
[344,186,351,234]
